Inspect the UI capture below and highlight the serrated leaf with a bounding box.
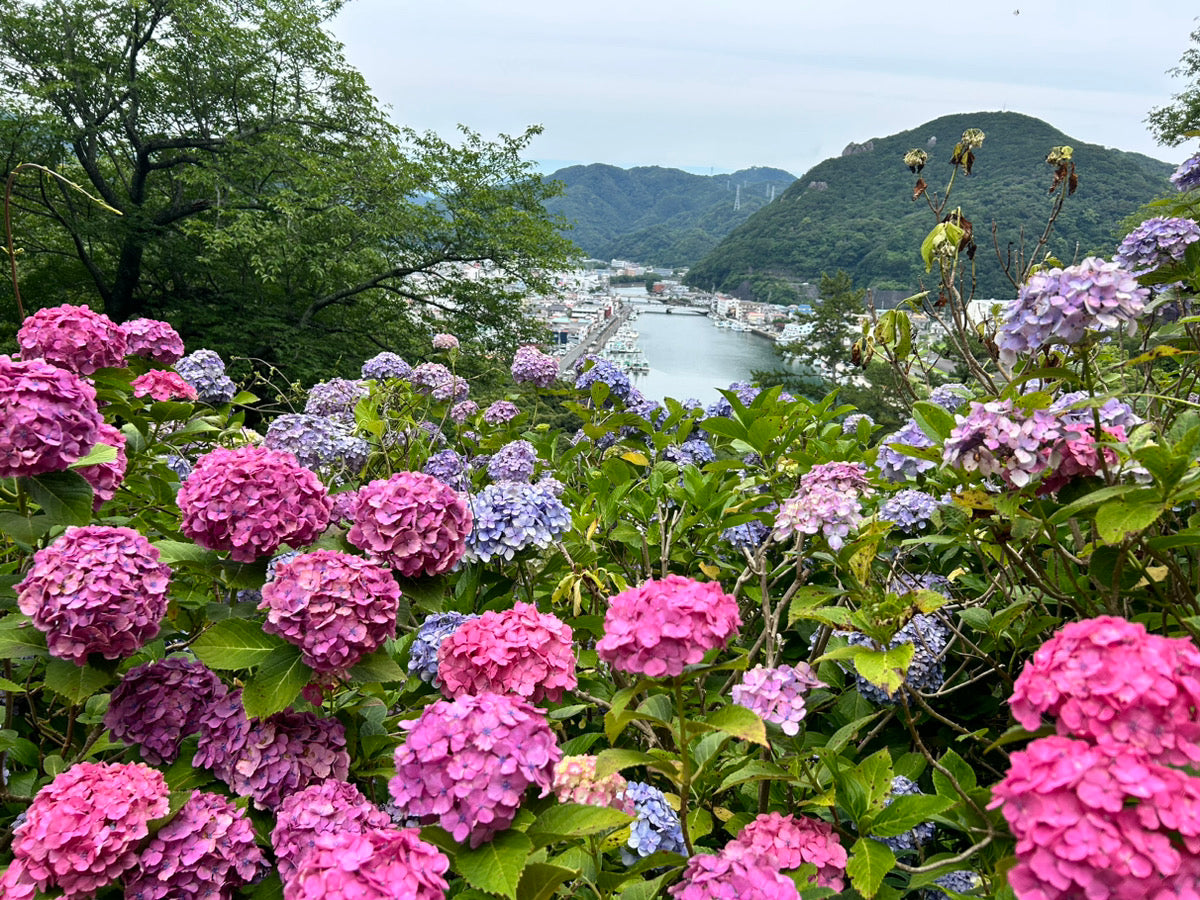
[0,615,48,660]
[22,470,94,526]
[68,442,118,468]
[852,644,914,697]
[911,401,956,443]
[1095,499,1162,544]
[44,657,111,704]
[517,863,578,900]
[0,511,55,545]
[191,619,289,669]
[530,803,632,839]
[595,747,667,779]
[348,646,407,683]
[152,540,222,567]
[870,794,953,836]
[241,644,309,719]
[846,836,896,897]
[696,704,767,746]
[617,873,671,900]
[456,829,532,900]
[716,759,791,791]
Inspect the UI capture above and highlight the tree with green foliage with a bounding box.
[1148,23,1200,147]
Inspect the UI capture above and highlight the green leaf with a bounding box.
[22,470,94,526]
[846,836,897,898]
[152,540,222,568]
[617,873,671,900]
[717,758,792,791]
[191,619,289,669]
[1095,499,1163,544]
[529,803,632,839]
[870,794,954,837]
[347,646,407,683]
[0,615,48,660]
[68,442,118,468]
[911,401,956,443]
[241,644,309,719]
[0,729,40,766]
[0,511,55,545]
[517,863,578,900]
[455,829,532,900]
[595,747,669,779]
[696,704,768,746]
[44,657,111,704]
[852,644,915,698]
[931,748,978,796]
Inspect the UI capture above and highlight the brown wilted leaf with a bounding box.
[1069,169,1079,195]
[913,178,927,201]
[964,149,975,175]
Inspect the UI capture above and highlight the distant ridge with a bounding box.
[681,111,1173,301]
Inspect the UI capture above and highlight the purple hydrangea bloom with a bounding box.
[463,480,572,562]
[876,418,937,482]
[919,870,980,899]
[662,437,716,466]
[842,615,952,704]
[733,663,826,735]
[423,449,468,491]
[842,412,874,435]
[361,351,412,381]
[271,779,391,885]
[574,355,634,404]
[928,382,970,412]
[879,489,944,532]
[622,781,687,863]
[1115,216,1200,274]
[706,381,761,418]
[305,377,369,425]
[774,462,873,550]
[408,611,479,684]
[943,399,1061,488]
[487,439,538,483]
[450,399,479,423]
[874,776,937,854]
[722,519,771,552]
[174,349,236,405]
[483,400,521,424]
[0,355,103,478]
[1049,390,1143,431]
[409,362,452,392]
[264,413,369,480]
[1171,154,1200,192]
[17,303,127,375]
[120,317,185,365]
[890,572,953,598]
[997,257,1149,368]
[104,657,223,764]
[512,345,560,387]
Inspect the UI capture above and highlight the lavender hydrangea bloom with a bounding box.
[876,419,937,482]
[1115,216,1200,274]
[361,351,412,381]
[1050,391,1143,431]
[875,776,937,854]
[722,520,770,552]
[305,378,368,425]
[662,437,716,466]
[574,356,634,404]
[512,345,560,387]
[733,663,826,735]
[842,413,874,435]
[706,381,761,418]
[1171,154,1200,192]
[487,439,537,483]
[423,449,468,491]
[943,399,1061,488]
[774,462,873,551]
[174,349,236,405]
[463,480,572,562]
[880,489,944,533]
[408,612,479,684]
[996,257,1149,368]
[919,870,980,899]
[843,614,952,704]
[483,400,521,424]
[622,781,687,863]
[928,383,970,412]
[450,400,479,423]
[264,413,369,480]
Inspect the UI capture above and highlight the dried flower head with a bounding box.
[904,148,929,173]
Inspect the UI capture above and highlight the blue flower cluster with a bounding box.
[662,437,716,467]
[879,489,944,533]
[876,419,937,482]
[361,352,412,381]
[487,440,537,483]
[174,349,236,405]
[408,612,478,684]
[1172,154,1200,192]
[918,870,980,899]
[844,614,952,704]
[842,412,875,435]
[928,383,970,413]
[621,781,687,863]
[706,381,760,418]
[1115,216,1200,275]
[423,449,468,491]
[721,520,770,552]
[875,776,937,854]
[463,480,572,563]
[574,356,635,404]
[264,413,369,480]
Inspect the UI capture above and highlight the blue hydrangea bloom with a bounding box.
[574,356,635,404]
[621,781,687,863]
[843,614,952,704]
[919,870,980,899]
[305,377,369,425]
[706,381,760,418]
[879,489,944,533]
[487,440,537,483]
[927,383,970,412]
[1050,391,1143,431]
[264,413,369,480]
[1171,154,1200,192]
[875,776,937,854]
[174,349,236,405]
[1116,216,1200,275]
[408,612,478,684]
[164,454,192,482]
[423,449,468,491]
[463,481,572,563]
[876,419,937,482]
[662,437,716,467]
[361,352,412,381]
[842,412,875,435]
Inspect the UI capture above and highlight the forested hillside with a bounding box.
[683,111,1173,300]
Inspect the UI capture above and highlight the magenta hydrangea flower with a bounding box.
[194,686,350,809]
[1008,616,1200,766]
[732,663,826,736]
[104,656,223,764]
[432,332,460,350]
[596,575,741,678]
[17,303,127,374]
[942,399,1062,489]
[272,779,392,885]
[347,472,472,577]
[997,257,1149,368]
[17,525,170,664]
[0,355,103,478]
[289,827,450,900]
[511,345,560,387]
[76,422,127,510]
[483,399,520,424]
[437,600,577,703]
[726,813,848,892]
[389,691,560,847]
[552,755,635,813]
[668,851,800,900]
[774,462,873,550]
[177,444,331,562]
[9,761,169,899]
[124,790,265,900]
[1039,423,1125,495]
[131,369,199,401]
[260,549,402,674]
[120,317,185,364]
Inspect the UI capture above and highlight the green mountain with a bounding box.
[683,111,1174,301]
[544,164,797,267]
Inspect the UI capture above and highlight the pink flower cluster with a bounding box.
[104,656,223,764]
[272,779,391,884]
[668,851,800,899]
[177,444,331,561]
[194,687,349,809]
[774,461,873,550]
[17,303,127,374]
[942,399,1062,489]
[390,691,560,847]
[76,421,127,510]
[7,762,169,899]
[1039,423,1125,495]
[552,755,635,813]
[124,790,265,900]
[288,827,449,900]
[131,369,199,401]
[597,575,741,678]
[17,525,170,664]
[260,550,402,674]
[511,344,560,387]
[437,600,577,702]
[727,813,848,892]
[432,332,460,350]
[732,663,826,736]
[120,317,185,364]
[348,472,473,577]
[0,354,102,478]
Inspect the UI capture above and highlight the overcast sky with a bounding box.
[329,1,1199,178]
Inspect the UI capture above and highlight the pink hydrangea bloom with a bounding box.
[289,827,449,900]
[194,686,349,809]
[0,354,103,478]
[596,575,741,678]
[17,303,127,374]
[272,779,392,885]
[773,462,874,550]
[942,399,1062,489]
[329,487,360,527]
[260,550,402,674]
[432,332,460,350]
[437,600,577,702]
[177,444,331,562]
[483,399,520,424]
[1039,423,1125,495]
[131,369,199,401]
[347,472,472,577]
[1008,616,1200,766]
[552,755,635,813]
[726,813,848,892]
[76,421,127,510]
[104,656,223,764]
[17,525,170,664]
[10,761,169,898]
[0,860,37,899]
[120,317,185,364]
[390,691,560,847]
[511,345,560,387]
[732,663,826,736]
[668,851,800,900]
[124,790,265,900]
